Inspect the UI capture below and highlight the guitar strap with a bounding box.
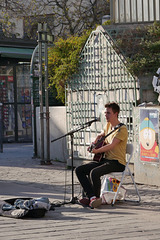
[94,123,124,148]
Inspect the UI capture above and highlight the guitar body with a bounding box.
[92,137,106,162]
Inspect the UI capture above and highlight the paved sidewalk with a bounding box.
[0,143,160,240]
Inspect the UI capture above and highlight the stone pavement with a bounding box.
[0,143,160,240]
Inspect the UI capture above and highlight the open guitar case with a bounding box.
[0,197,52,219]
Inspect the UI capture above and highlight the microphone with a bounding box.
[84,117,100,126]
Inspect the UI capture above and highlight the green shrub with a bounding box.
[48,31,91,103]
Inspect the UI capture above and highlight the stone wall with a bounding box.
[138,75,159,104]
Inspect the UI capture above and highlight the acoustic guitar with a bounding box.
[88,123,124,162]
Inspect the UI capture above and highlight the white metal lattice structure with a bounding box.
[66,27,139,163]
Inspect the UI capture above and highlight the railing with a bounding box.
[110,0,160,24]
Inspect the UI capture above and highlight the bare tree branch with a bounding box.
[0,0,110,38]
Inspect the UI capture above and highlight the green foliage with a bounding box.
[48,31,91,103]
[102,20,111,26]
[115,22,160,76]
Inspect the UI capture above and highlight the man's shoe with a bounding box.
[79,198,90,206]
[89,197,102,209]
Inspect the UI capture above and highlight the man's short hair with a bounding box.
[105,102,120,114]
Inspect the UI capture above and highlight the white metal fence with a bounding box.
[110,0,160,23]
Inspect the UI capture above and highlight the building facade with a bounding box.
[0,28,37,142]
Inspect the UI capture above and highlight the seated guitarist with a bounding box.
[75,102,128,208]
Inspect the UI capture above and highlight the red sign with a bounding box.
[8,76,13,82]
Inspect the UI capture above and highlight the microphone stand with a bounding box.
[51,121,95,204]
